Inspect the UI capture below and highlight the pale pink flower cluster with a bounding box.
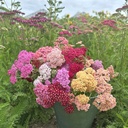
[94,67,114,94]
[33,76,43,87]
[8,50,34,84]
[93,93,116,111]
[75,99,90,111]
[47,48,65,68]
[75,94,90,111]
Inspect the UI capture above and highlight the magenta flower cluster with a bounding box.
[0,10,25,16]
[91,60,103,70]
[12,12,51,29]
[102,19,117,29]
[8,50,34,84]
[53,68,70,91]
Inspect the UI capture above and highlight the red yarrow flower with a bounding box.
[62,46,87,78]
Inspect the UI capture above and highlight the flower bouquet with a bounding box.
[8,37,118,128]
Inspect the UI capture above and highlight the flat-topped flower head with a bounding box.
[47,48,65,68]
[71,68,97,92]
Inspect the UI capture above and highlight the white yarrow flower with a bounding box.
[39,63,51,80]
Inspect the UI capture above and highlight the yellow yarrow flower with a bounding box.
[71,79,87,92]
[71,68,97,92]
[80,73,97,92]
[84,67,95,75]
[76,94,89,105]
[76,70,86,78]
[76,68,95,78]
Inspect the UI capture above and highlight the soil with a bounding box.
[29,116,57,128]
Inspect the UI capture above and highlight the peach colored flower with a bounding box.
[93,93,116,111]
[107,65,118,78]
[74,94,90,111]
[85,59,94,68]
[95,68,110,83]
[95,83,113,94]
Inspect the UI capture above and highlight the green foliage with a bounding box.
[0,11,55,127]
[0,0,21,11]
[0,83,27,128]
[0,6,9,11]
[45,0,65,20]
[116,111,128,127]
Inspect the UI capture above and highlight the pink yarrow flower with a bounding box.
[8,50,34,84]
[33,46,53,62]
[18,50,34,64]
[53,67,70,92]
[34,83,51,108]
[47,48,65,68]
[20,64,33,78]
[95,68,110,84]
[91,60,104,71]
